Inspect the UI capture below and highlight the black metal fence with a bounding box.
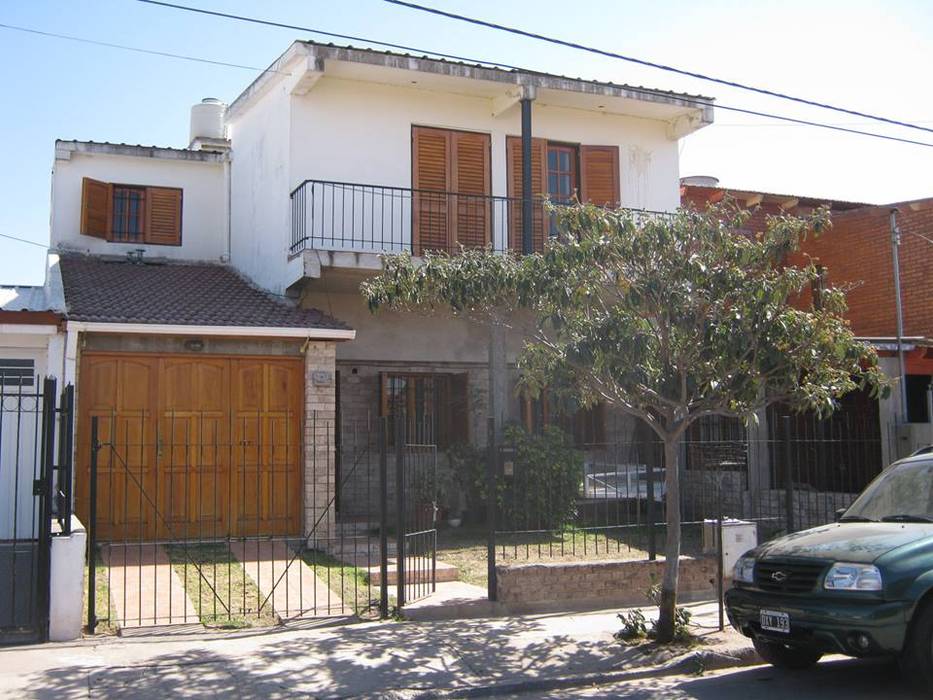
[85,410,437,632]
[488,410,885,568]
[1,377,73,645]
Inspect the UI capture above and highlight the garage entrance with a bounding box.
[75,353,304,541]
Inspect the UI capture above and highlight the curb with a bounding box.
[383,645,761,699]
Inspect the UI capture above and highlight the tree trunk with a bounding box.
[655,436,682,643]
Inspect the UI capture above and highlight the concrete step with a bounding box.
[366,558,458,586]
[401,581,503,621]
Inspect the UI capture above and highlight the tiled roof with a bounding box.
[58,254,349,330]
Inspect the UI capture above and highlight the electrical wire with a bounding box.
[132,0,933,149]
[0,22,290,74]
[0,233,48,249]
[384,0,933,137]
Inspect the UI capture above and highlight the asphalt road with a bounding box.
[506,657,925,699]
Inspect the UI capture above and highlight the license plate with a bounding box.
[760,609,790,633]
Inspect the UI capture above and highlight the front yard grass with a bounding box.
[166,543,277,629]
[438,524,704,589]
[299,549,381,619]
[83,547,118,635]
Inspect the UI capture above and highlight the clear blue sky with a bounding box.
[2,0,933,285]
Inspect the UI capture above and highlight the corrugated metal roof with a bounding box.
[0,285,63,313]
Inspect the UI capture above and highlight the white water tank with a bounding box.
[680,175,720,188]
[189,98,226,144]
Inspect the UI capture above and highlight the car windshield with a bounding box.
[844,459,933,522]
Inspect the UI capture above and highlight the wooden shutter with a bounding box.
[80,177,112,239]
[450,132,491,249]
[412,126,451,255]
[580,145,620,208]
[447,372,470,445]
[145,187,183,245]
[506,135,547,252]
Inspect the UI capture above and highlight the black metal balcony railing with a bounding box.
[290,180,524,256]
[289,179,672,257]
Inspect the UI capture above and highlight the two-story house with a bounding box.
[10,40,713,544]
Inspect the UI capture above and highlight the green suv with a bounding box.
[725,449,933,688]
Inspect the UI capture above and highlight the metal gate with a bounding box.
[1,377,73,645]
[85,409,438,632]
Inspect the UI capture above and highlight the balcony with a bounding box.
[288,179,671,284]
[290,179,524,258]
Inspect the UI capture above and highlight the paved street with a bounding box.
[509,657,923,699]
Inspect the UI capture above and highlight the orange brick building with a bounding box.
[682,180,933,444]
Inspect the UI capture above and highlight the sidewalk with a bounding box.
[0,601,757,699]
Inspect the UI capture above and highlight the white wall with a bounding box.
[288,78,680,211]
[227,80,293,294]
[51,151,226,262]
[226,74,683,294]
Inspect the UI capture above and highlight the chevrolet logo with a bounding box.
[771,571,789,583]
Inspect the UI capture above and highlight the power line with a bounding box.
[0,233,48,249]
[384,0,933,138]
[133,0,933,149]
[0,22,290,74]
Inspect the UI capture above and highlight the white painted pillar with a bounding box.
[49,516,87,642]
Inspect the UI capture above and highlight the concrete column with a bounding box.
[304,341,337,538]
[746,408,771,516]
[488,322,508,443]
[49,516,86,642]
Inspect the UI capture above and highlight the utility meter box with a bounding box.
[703,519,758,577]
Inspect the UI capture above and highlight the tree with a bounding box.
[362,202,887,642]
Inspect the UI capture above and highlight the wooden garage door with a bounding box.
[75,353,303,541]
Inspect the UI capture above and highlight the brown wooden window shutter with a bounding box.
[448,372,470,445]
[450,132,491,250]
[80,177,112,239]
[412,126,451,255]
[506,135,547,252]
[144,186,183,245]
[580,145,620,208]
[412,126,491,255]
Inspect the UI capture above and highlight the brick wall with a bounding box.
[682,185,933,340]
[496,556,717,611]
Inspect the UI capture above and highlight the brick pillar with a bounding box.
[304,341,337,539]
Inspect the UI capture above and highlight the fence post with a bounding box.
[57,384,75,536]
[486,417,498,602]
[37,377,57,641]
[395,414,406,609]
[378,416,389,619]
[646,455,657,561]
[716,471,725,632]
[87,416,99,634]
[783,415,795,533]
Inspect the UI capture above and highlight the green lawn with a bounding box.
[166,543,277,629]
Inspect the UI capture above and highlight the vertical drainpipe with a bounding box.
[520,85,536,255]
[890,208,908,423]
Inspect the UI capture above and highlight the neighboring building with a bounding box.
[14,41,712,539]
[682,179,933,467]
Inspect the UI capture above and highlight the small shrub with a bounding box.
[615,581,695,645]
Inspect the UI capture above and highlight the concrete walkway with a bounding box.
[229,540,345,620]
[0,601,755,699]
[101,544,200,628]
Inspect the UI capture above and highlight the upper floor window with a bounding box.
[112,186,146,241]
[80,177,182,246]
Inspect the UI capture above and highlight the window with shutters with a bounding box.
[508,137,619,251]
[411,126,491,255]
[80,177,182,246]
[519,387,606,447]
[112,186,146,241]
[0,359,35,389]
[380,371,470,447]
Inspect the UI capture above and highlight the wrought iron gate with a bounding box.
[0,377,73,645]
[85,409,438,632]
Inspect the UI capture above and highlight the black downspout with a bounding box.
[521,96,533,255]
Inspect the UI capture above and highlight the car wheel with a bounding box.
[900,602,933,691]
[753,637,822,670]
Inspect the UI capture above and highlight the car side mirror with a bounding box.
[834,507,847,522]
